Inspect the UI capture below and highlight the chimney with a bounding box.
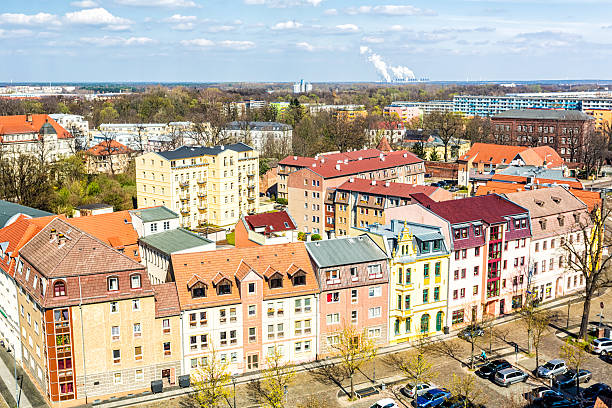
[312,163,316,167]
[385,182,390,187]
[344,159,348,164]
[349,177,354,183]
[57,233,65,246]
[335,164,340,171]
[49,228,57,241]
[371,180,377,185]
[293,156,297,160]
[403,153,408,158]
[26,114,33,123]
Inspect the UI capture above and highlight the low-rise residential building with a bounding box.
[172,243,319,375]
[361,220,449,343]
[305,236,389,354]
[332,177,452,237]
[504,187,589,301]
[0,114,75,162]
[383,104,422,122]
[368,122,407,146]
[222,122,293,154]
[234,211,299,247]
[85,140,135,174]
[135,143,259,229]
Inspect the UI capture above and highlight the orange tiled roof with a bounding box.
[569,188,602,211]
[0,114,72,140]
[172,242,319,311]
[459,143,527,164]
[475,181,527,196]
[491,174,583,189]
[86,140,134,156]
[153,282,180,318]
[377,135,392,152]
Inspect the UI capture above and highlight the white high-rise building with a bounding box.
[293,79,312,94]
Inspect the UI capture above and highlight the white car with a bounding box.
[370,398,399,408]
[400,382,436,398]
[591,337,612,355]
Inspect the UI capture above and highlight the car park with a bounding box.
[371,398,399,408]
[458,325,484,341]
[581,383,611,403]
[401,382,436,398]
[475,359,511,379]
[533,394,576,408]
[493,367,529,387]
[590,337,612,355]
[528,387,562,402]
[414,388,452,408]
[553,369,592,388]
[536,359,568,378]
[439,396,485,408]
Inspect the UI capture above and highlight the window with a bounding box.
[54,281,66,297]
[293,274,306,286]
[474,266,479,276]
[368,264,382,279]
[326,292,340,303]
[351,289,358,304]
[326,313,340,325]
[162,318,171,334]
[248,305,256,316]
[473,285,479,295]
[452,310,464,324]
[135,369,144,381]
[132,299,141,311]
[130,274,141,289]
[113,349,121,364]
[248,282,255,294]
[113,373,122,384]
[249,327,256,343]
[110,302,118,313]
[423,289,429,303]
[163,342,171,356]
[326,269,339,283]
[369,286,381,297]
[150,223,158,232]
[111,326,120,341]
[368,307,381,318]
[475,247,480,256]
[134,346,142,361]
[435,262,441,277]
[218,283,231,295]
[133,323,142,337]
[434,287,440,301]
[350,267,358,281]
[453,289,458,299]
[108,277,119,291]
[423,264,430,278]
[460,288,465,298]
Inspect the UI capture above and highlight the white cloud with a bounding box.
[347,5,434,16]
[336,24,359,32]
[0,28,34,38]
[271,21,303,30]
[362,36,384,44]
[219,40,255,50]
[115,0,199,7]
[65,8,132,28]
[164,14,197,22]
[323,8,337,15]
[244,0,322,7]
[71,1,98,7]
[296,41,315,51]
[209,25,236,32]
[173,23,195,30]
[0,12,59,26]
[80,35,155,46]
[181,38,214,47]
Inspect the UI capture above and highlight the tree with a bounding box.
[410,140,426,159]
[518,293,539,354]
[562,204,612,341]
[532,310,553,370]
[329,323,377,400]
[423,112,463,161]
[560,340,589,394]
[191,346,233,408]
[581,129,607,179]
[428,148,440,162]
[247,345,296,408]
[448,374,483,408]
[0,153,55,211]
[463,116,493,145]
[460,323,483,370]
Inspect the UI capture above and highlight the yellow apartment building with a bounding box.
[135,143,259,229]
[585,109,612,131]
[361,220,450,344]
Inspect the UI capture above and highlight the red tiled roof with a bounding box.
[86,140,134,156]
[459,143,526,163]
[336,178,439,200]
[244,211,296,234]
[476,181,527,196]
[303,150,422,179]
[412,193,528,225]
[377,135,392,152]
[278,148,404,169]
[153,282,180,318]
[0,215,56,276]
[523,146,564,168]
[0,114,72,140]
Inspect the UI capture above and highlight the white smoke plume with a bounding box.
[360,46,416,82]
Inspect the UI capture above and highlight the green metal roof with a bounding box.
[130,206,178,223]
[0,200,53,228]
[305,235,388,268]
[139,228,213,255]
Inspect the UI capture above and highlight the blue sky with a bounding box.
[0,0,611,82]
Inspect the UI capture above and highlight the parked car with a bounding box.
[533,393,576,408]
[493,367,529,387]
[414,388,452,408]
[581,383,612,403]
[475,359,511,379]
[590,337,612,355]
[528,387,562,402]
[401,382,436,398]
[536,359,568,378]
[371,398,399,408]
[458,325,484,341]
[553,369,592,387]
[439,396,485,408]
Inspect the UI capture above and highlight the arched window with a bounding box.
[436,311,444,332]
[420,314,430,333]
[54,281,66,297]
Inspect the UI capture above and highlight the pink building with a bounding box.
[306,235,389,355]
[383,105,422,122]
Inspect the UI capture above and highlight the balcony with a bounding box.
[247,172,256,178]
[247,196,256,202]
[179,181,189,188]
[180,207,190,214]
[180,194,190,201]
[197,179,206,185]
[197,191,207,198]
[198,204,207,211]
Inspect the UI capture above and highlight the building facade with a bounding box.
[85,140,135,174]
[135,143,259,229]
[222,122,293,154]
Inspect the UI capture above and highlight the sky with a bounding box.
[0,0,611,82]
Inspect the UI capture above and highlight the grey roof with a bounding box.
[225,121,293,131]
[305,235,388,268]
[76,203,112,210]
[0,200,53,228]
[493,109,593,121]
[129,206,178,223]
[496,166,578,183]
[39,122,57,135]
[157,143,254,160]
[139,228,213,256]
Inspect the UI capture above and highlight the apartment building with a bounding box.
[305,236,389,355]
[383,105,421,122]
[222,122,293,154]
[234,211,299,247]
[491,110,594,163]
[368,122,407,146]
[13,218,181,405]
[332,177,452,237]
[505,187,589,301]
[280,149,425,236]
[584,109,612,132]
[85,140,135,174]
[385,101,454,115]
[135,143,259,229]
[362,220,449,343]
[172,243,319,375]
[0,114,75,162]
[387,194,532,326]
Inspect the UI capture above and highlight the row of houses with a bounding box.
[0,182,597,406]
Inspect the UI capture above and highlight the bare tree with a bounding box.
[562,204,612,340]
[560,340,589,394]
[463,116,492,145]
[532,310,553,370]
[247,345,296,408]
[191,346,233,408]
[581,129,607,178]
[423,112,463,161]
[0,153,54,211]
[329,323,377,400]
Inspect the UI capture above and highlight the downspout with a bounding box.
[78,276,88,404]
[179,312,185,376]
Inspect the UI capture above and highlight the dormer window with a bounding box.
[217,282,231,295]
[558,216,565,227]
[270,276,283,289]
[539,219,547,230]
[54,281,66,297]
[108,277,119,291]
[421,241,430,253]
[192,286,207,298]
[292,273,306,286]
[130,274,141,289]
[433,240,441,251]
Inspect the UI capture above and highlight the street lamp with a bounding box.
[232,374,237,408]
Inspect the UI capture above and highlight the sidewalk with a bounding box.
[0,348,32,408]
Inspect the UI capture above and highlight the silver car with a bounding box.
[536,359,567,378]
[590,337,612,355]
[493,367,529,387]
[400,382,436,398]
